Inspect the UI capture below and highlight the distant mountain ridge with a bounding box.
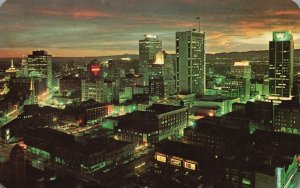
[1,49,300,63]
[207,49,300,59]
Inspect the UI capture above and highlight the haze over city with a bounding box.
[1,0,300,57]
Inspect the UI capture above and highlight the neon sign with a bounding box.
[91,64,100,77]
[273,31,291,42]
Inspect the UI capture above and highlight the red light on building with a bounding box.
[91,64,100,77]
[18,141,27,150]
[297,157,300,163]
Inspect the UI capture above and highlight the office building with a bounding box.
[194,96,240,115]
[81,79,106,102]
[20,56,28,77]
[115,104,188,145]
[27,50,53,89]
[274,101,300,134]
[176,30,206,95]
[23,128,135,174]
[81,62,119,103]
[250,79,269,99]
[230,61,252,79]
[9,77,47,104]
[222,78,250,102]
[106,59,139,80]
[269,31,294,101]
[149,57,176,98]
[184,117,250,155]
[59,76,81,94]
[139,35,162,85]
[64,99,110,126]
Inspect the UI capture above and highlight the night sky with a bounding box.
[0,0,300,57]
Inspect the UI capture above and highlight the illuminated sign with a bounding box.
[170,158,182,167]
[276,167,283,188]
[184,161,196,170]
[90,64,101,77]
[156,154,166,163]
[273,31,291,42]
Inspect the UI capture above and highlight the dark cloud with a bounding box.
[0,0,299,57]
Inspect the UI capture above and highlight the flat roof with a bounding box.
[147,104,186,114]
[117,111,159,133]
[196,95,238,102]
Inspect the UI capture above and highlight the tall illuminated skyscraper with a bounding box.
[176,30,206,95]
[269,31,294,101]
[27,50,53,90]
[139,35,162,85]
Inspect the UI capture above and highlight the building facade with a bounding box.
[27,50,53,89]
[115,104,188,145]
[222,78,250,102]
[139,35,162,85]
[176,30,206,95]
[269,31,294,101]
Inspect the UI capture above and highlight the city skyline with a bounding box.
[1,0,300,57]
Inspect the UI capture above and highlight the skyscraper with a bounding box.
[27,50,53,90]
[176,30,206,95]
[269,31,294,101]
[149,51,176,98]
[139,35,162,85]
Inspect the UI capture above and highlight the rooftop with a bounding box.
[147,104,186,114]
[117,111,159,133]
[24,127,133,156]
[196,95,238,102]
[156,140,218,168]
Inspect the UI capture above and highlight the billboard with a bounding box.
[273,31,291,42]
[156,154,166,163]
[170,158,182,167]
[183,161,196,170]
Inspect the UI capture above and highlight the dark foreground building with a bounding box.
[23,128,135,175]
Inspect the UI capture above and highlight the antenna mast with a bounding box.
[197,17,201,32]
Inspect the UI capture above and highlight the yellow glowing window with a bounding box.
[184,161,196,170]
[156,155,166,163]
[170,158,182,167]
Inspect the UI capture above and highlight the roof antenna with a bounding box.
[197,17,201,32]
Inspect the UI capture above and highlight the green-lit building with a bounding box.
[222,78,250,102]
[269,31,294,101]
[176,30,206,95]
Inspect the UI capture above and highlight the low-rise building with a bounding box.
[23,128,135,174]
[194,96,240,115]
[115,104,188,145]
[184,117,250,156]
[64,99,110,126]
